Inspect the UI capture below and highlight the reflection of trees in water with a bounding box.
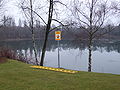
[93,41,120,53]
[0,40,120,53]
[106,42,120,53]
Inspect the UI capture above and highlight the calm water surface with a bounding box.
[0,40,120,75]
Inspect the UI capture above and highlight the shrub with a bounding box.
[0,47,31,64]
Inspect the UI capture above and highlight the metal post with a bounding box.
[58,40,60,68]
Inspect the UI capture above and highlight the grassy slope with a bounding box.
[0,60,120,90]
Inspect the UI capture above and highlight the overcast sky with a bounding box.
[5,0,23,25]
[4,0,120,26]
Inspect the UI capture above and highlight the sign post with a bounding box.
[55,31,61,68]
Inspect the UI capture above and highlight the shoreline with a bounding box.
[0,38,76,42]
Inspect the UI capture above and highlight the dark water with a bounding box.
[0,40,120,75]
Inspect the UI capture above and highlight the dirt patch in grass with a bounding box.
[0,57,8,64]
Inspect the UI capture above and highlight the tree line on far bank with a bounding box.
[0,20,120,41]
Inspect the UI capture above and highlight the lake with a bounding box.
[0,40,120,75]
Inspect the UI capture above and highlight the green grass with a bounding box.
[0,60,120,90]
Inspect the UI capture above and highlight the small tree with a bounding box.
[72,0,115,72]
[19,0,38,65]
[40,0,54,66]
[40,0,70,66]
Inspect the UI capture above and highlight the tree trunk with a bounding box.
[88,38,92,72]
[40,31,49,66]
[32,33,38,65]
[30,0,38,65]
[40,0,53,66]
[88,0,93,72]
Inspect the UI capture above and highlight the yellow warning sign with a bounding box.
[55,31,61,40]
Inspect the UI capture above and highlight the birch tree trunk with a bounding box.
[30,0,38,65]
[88,37,92,72]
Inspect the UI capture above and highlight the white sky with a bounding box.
[4,0,120,26]
[5,0,24,25]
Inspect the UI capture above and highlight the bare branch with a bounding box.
[49,25,61,32]
[93,25,115,39]
[49,22,74,32]
[21,6,47,25]
[75,7,90,22]
[53,0,67,7]
[52,19,64,26]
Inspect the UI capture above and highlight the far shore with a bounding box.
[0,38,120,43]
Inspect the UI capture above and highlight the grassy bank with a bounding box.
[0,60,120,90]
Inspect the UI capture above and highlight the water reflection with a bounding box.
[1,40,120,53]
[0,40,120,74]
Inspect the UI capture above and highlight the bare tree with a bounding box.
[40,0,54,66]
[19,0,39,65]
[19,0,71,66]
[72,0,115,72]
[40,0,71,66]
[30,0,39,65]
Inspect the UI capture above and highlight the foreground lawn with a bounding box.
[0,60,120,90]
